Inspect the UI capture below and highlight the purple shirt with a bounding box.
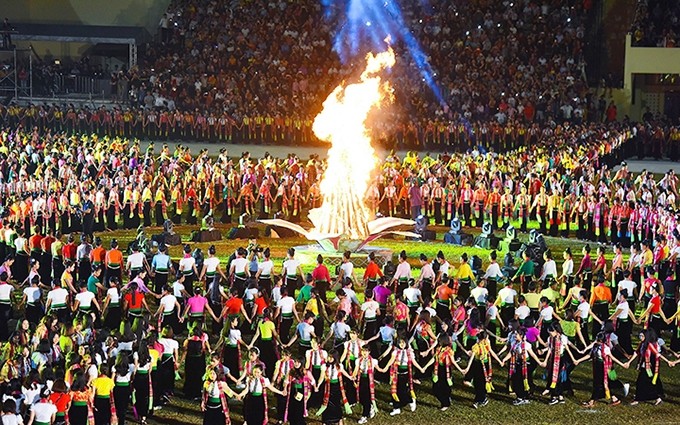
[122,276,151,293]
[409,186,422,207]
[525,326,540,343]
[373,285,392,305]
[0,265,10,280]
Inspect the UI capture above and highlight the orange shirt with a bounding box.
[106,249,123,267]
[91,246,106,264]
[70,389,92,404]
[437,285,454,301]
[590,284,612,305]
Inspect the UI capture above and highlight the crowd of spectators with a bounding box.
[631,0,680,47]
[6,0,643,146]
[132,0,599,141]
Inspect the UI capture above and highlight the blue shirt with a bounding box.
[296,322,314,342]
[152,253,172,272]
[82,200,94,215]
[249,258,259,274]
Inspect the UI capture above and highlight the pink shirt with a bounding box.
[393,262,411,281]
[187,295,208,314]
[338,297,352,315]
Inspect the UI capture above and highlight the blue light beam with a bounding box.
[323,0,443,103]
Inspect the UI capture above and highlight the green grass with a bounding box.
[102,221,679,424]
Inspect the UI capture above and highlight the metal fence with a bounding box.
[50,74,112,98]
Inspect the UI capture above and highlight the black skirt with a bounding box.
[134,372,152,417]
[634,366,664,401]
[158,355,176,395]
[671,324,680,352]
[392,371,412,409]
[106,206,118,230]
[222,344,241,379]
[68,403,88,425]
[26,303,44,326]
[322,382,344,424]
[13,253,29,285]
[257,339,279,380]
[113,384,131,424]
[183,355,206,399]
[104,305,122,330]
[308,367,323,408]
[433,363,452,407]
[203,401,226,425]
[286,384,306,425]
[470,359,487,403]
[94,397,112,425]
[244,393,266,425]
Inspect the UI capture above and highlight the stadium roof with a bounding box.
[11,23,150,45]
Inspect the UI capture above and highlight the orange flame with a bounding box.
[309,48,395,240]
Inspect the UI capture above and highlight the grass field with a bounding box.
[102,220,680,424]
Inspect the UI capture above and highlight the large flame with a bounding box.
[308,48,395,240]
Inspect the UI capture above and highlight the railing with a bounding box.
[44,74,112,98]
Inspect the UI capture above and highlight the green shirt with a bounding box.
[540,288,560,304]
[516,260,535,277]
[561,320,577,338]
[87,275,100,294]
[523,292,542,309]
[296,285,313,303]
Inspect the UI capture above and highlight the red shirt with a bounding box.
[225,297,244,316]
[124,291,144,310]
[650,295,661,314]
[254,297,268,315]
[49,393,71,413]
[29,234,43,251]
[363,262,383,280]
[62,243,77,260]
[312,264,331,282]
[40,235,55,253]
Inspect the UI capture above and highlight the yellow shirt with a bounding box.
[305,298,320,316]
[149,348,160,369]
[92,376,115,396]
[51,241,63,257]
[457,263,475,281]
[524,293,541,309]
[61,271,72,289]
[259,320,276,339]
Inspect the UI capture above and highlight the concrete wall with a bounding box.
[622,34,680,119]
[4,0,171,32]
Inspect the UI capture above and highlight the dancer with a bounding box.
[238,363,286,425]
[283,355,312,425]
[501,328,546,405]
[421,334,468,411]
[315,350,352,425]
[377,337,425,416]
[468,330,503,408]
[202,367,238,425]
[625,328,675,405]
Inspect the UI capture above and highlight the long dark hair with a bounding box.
[115,353,130,378]
[137,340,151,365]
